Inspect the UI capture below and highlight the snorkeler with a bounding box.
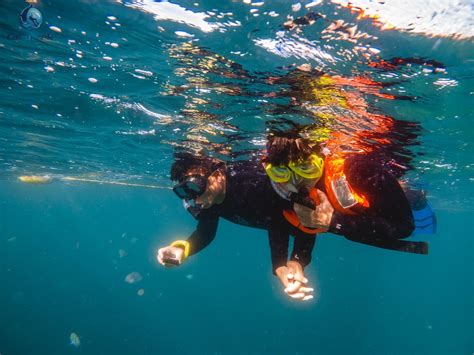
[263,131,429,254]
[157,152,316,301]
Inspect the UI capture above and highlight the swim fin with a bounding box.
[404,188,437,236]
[412,202,437,235]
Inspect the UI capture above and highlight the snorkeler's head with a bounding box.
[263,131,325,193]
[264,130,323,166]
[171,152,226,212]
[170,152,224,183]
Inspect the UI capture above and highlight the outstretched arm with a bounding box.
[186,210,220,256]
[157,209,219,266]
[269,221,314,301]
[290,231,316,268]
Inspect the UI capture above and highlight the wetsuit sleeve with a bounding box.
[328,160,414,243]
[268,221,290,274]
[290,231,316,268]
[186,210,219,256]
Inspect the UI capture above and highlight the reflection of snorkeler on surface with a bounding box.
[163,42,254,154]
[261,63,421,162]
[157,152,316,301]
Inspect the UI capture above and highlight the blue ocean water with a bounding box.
[1,0,473,354]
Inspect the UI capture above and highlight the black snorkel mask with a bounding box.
[173,175,208,219]
[173,175,207,200]
[172,162,226,219]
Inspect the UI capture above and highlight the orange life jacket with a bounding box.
[283,155,370,234]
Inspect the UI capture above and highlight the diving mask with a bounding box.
[265,154,324,183]
[173,175,207,200]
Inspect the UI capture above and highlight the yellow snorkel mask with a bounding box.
[264,154,324,183]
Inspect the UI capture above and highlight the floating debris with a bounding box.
[125,272,142,284]
[18,175,52,184]
[69,332,80,348]
[137,288,145,296]
[20,5,42,29]
[88,77,98,83]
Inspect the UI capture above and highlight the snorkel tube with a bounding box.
[183,199,203,219]
[289,187,318,210]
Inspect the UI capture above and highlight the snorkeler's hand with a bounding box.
[275,261,313,301]
[294,189,334,231]
[157,246,184,267]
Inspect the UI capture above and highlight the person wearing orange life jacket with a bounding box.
[263,131,428,255]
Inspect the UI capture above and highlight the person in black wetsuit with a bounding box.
[157,152,315,301]
[263,131,428,255]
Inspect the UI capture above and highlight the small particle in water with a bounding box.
[118,249,127,258]
[292,3,301,11]
[134,69,153,77]
[186,274,194,280]
[137,288,144,296]
[109,42,119,48]
[107,16,117,21]
[305,0,322,8]
[32,104,39,109]
[175,31,194,38]
[130,237,138,244]
[88,78,98,83]
[368,47,380,55]
[103,56,113,61]
[44,66,54,72]
[69,332,80,348]
[125,272,142,284]
[7,236,17,243]
[49,26,62,33]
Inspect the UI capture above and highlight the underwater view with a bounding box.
[1,0,473,354]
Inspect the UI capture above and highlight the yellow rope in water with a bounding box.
[62,177,171,190]
[18,175,171,190]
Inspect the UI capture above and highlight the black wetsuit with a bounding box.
[183,154,423,275]
[184,160,316,273]
[321,154,425,254]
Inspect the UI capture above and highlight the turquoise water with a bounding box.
[1,0,473,354]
